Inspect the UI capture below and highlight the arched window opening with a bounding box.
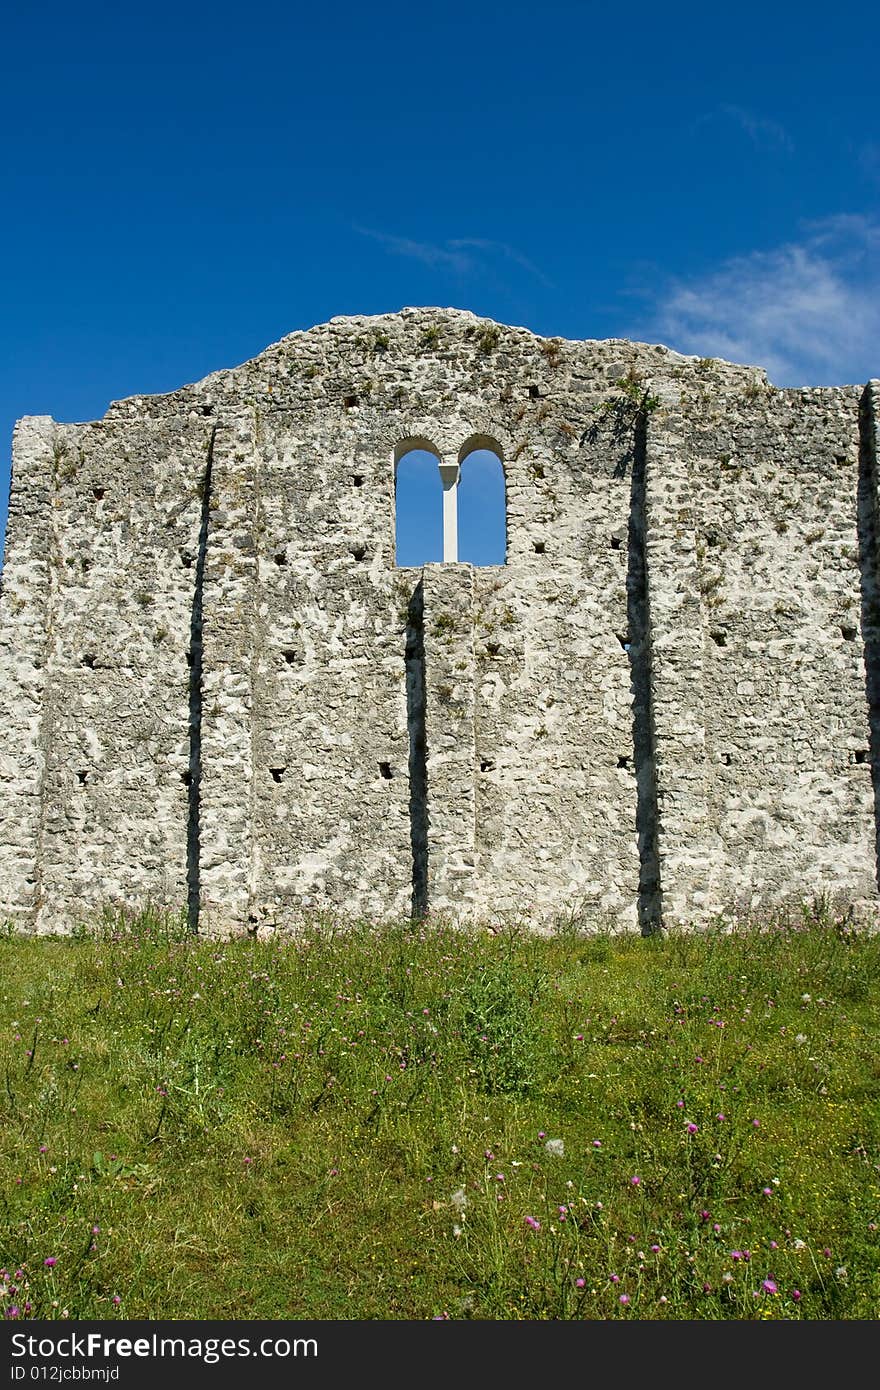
[395,445,443,566]
[457,445,506,566]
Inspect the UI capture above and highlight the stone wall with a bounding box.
[1,308,877,933]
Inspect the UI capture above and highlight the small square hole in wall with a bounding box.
[181,770,192,787]
[81,653,96,668]
[349,543,367,562]
[379,762,393,780]
[281,649,297,665]
[479,758,495,772]
[77,770,89,785]
[841,625,858,641]
[855,749,870,764]
[344,394,359,409]
[711,630,728,648]
[533,541,546,554]
[269,767,286,783]
[485,641,501,658]
[617,755,630,769]
[352,474,365,487]
[528,385,541,399]
[92,486,105,501]
[721,752,732,766]
[274,551,288,566]
[610,535,622,551]
[180,551,195,569]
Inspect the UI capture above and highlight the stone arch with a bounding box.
[394,437,443,566]
[457,432,505,467]
[394,436,442,470]
[457,434,507,565]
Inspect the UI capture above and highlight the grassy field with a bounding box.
[1,902,878,1320]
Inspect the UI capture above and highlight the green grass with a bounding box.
[1,903,878,1320]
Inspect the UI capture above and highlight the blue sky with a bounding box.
[396,450,507,565]
[2,0,878,560]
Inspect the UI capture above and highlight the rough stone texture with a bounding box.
[0,308,877,933]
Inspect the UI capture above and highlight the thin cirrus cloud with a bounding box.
[356,226,552,286]
[694,104,794,154]
[446,238,553,287]
[637,215,880,386]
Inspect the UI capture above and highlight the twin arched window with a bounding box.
[394,439,506,567]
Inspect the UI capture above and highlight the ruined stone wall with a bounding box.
[0,409,211,930]
[689,384,875,915]
[1,308,877,933]
[643,380,878,924]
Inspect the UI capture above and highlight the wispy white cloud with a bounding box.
[715,103,794,153]
[355,226,473,273]
[636,216,880,385]
[355,226,550,285]
[447,237,552,287]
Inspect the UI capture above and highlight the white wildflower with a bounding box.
[545,1138,564,1157]
[450,1188,468,1213]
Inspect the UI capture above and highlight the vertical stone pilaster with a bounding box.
[198,421,259,932]
[421,564,477,920]
[858,380,880,894]
[643,416,722,925]
[864,382,880,516]
[0,418,55,929]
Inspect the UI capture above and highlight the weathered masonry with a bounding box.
[2,308,879,934]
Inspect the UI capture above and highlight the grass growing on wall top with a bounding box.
[0,904,878,1320]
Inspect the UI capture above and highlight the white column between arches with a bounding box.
[438,462,460,562]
